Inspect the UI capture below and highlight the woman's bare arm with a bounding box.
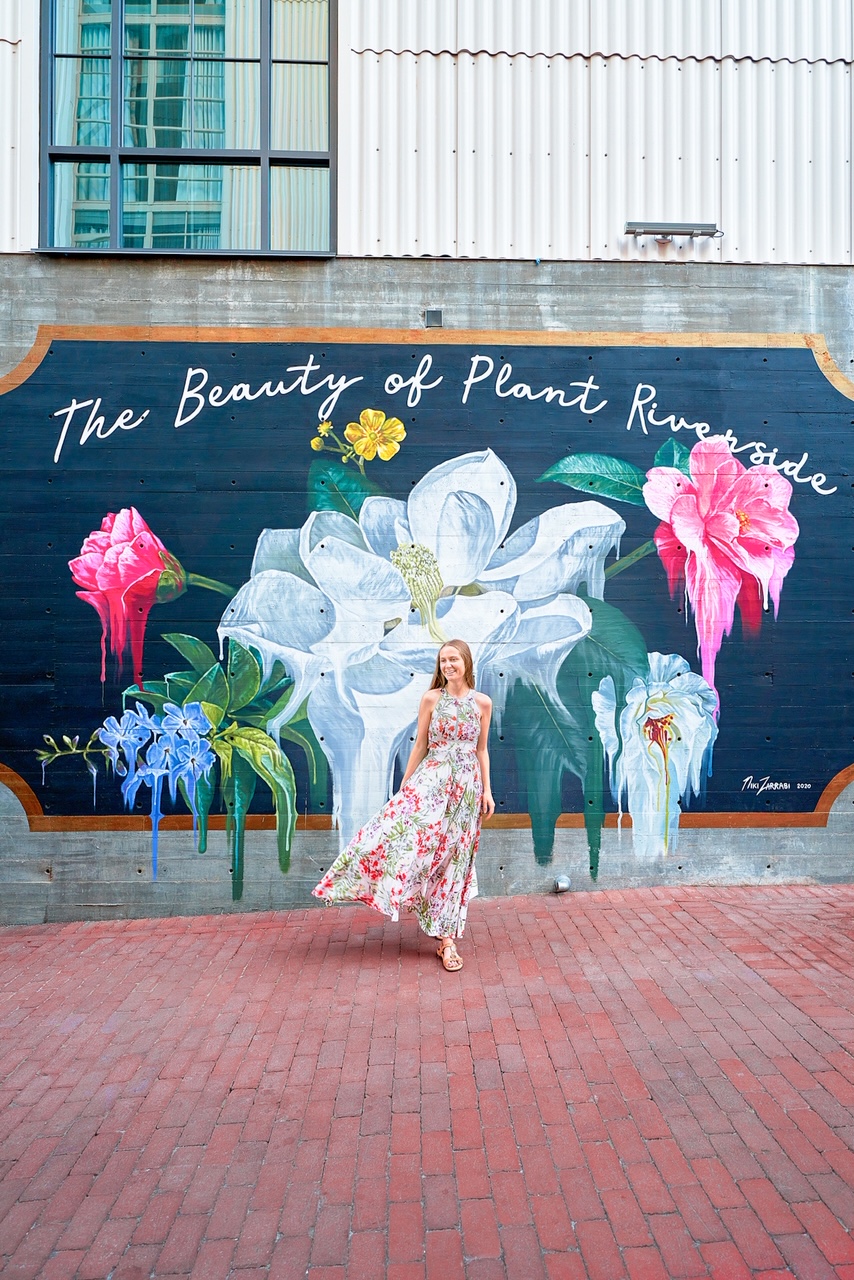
[474,693,495,818]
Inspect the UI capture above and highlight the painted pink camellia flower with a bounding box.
[69,508,186,686]
[643,437,799,701]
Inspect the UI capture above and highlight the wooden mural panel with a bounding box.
[0,327,851,897]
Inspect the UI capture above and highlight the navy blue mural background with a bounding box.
[0,336,851,820]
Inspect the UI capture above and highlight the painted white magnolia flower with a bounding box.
[220,449,624,843]
[592,653,718,861]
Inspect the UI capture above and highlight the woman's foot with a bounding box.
[437,938,463,971]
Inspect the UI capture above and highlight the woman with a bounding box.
[312,640,494,971]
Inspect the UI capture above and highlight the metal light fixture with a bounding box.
[625,221,722,243]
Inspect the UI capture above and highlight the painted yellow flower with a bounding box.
[317,420,333,437]
[310,436,325,451]
[344,409,406,462]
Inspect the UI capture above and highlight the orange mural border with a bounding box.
[1,325,853,401]
[2,762,851,835]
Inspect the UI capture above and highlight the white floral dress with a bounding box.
[312,689,483,938]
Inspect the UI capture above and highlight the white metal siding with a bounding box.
[339,3,854,265]
[350,0,853,61]
[721,60,852,265]
[589,58,723,262]
[0,0,40,253]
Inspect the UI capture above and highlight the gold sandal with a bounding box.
[437,939,463,971]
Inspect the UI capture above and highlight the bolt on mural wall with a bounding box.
[1,333,851,901]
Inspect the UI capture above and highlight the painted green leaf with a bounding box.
[161,632,218,674]
[278,719,329,811]
[227,642,262,713]
[308,457,385,519]
[223,750,256,901]
[538,453,648,505]
[228,726,297,874]
[201,699,226,729]
[653,438,692,475]
[505,681,588,866]
[163,672,197,705]
[123,681,170,715]
[186,663,230,714]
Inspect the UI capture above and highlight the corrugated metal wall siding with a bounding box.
[0,0,39,253]
[340,1,854,264]
[351,0,853,61]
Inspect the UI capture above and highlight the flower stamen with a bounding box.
[735,508,750,533]
[390,543,446,643]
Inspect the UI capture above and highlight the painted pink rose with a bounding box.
[643,437,799,701]
[69,507,186,685]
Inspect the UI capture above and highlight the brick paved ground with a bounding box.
[2,886,854,1279]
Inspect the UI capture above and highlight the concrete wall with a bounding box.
[1,252,853,924]
[1,256,854,379]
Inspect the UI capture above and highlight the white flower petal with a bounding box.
[502,595,593,702]
[304,533,410,617]
[480,502,625,601]
[407,449,516,583]
[359,496,412,560]
[595,653,718,861]
[251,528,314,583]
[308,655,432,845]
[298,510,368,563]
[217,570,331,727]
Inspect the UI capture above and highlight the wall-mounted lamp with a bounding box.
[625,221,722,243]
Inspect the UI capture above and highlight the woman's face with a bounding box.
[439,646,465,684]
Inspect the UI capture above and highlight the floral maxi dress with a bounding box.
[312,690,483,938]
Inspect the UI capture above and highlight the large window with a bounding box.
[42,0,333,253]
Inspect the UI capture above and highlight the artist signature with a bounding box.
[742,776,810,794]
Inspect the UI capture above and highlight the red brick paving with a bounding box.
[1,886,854,1277]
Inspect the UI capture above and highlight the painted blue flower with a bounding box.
[98,710,151,776]
[175,735,216,780]
[162,701,213,738]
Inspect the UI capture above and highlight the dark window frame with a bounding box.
[39,0,337,256]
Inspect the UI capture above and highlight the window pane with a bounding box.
[53,161,110,248]
[122,162,260,249]
[195,61,259,147]
[270,165,329,251]
[124,58,190,146]
[55,0,111,56]
[54,57,111,146]
[196,0,259,59]
[271,63,327,151]
[272,0,328,61]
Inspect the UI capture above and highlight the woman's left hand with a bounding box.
[481,790,495,819]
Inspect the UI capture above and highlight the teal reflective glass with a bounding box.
[54,0,111,56]
[125,1,258,57]
[270,63,328,150]
[272,0,328,60]
[54,57,111,146]
[196,0,259,59]
[123,58,259,147]
[270,165,329,251]
[52,161,110,248]
[195,62,259,148]
[123,58,190,146]
[121,162,260,248]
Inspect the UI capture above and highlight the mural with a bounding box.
[1,332,851,900]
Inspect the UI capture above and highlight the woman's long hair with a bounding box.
[430,640,476,691]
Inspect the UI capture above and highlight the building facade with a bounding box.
[0,0,852,923]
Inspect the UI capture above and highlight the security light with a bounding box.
[625,221,722,243]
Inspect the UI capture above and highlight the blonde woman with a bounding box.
[313,640,494,971]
